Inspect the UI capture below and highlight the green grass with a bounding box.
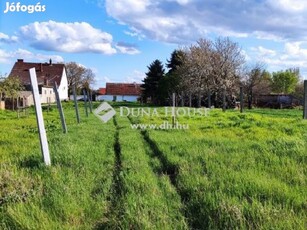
[131,107,307,229]
[0,103,306,229]
[1,103,115,229]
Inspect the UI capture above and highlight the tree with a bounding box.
[177,37,245,108]
[180,39,214,107]
[0,76,24,110]
[142,59,165,104]
[65,62,96,95]
[167,50,185,74]
[243,62,270,109]
[81,68,95,91]
[212,37,245,93]
[292,80,304,102]
[0,76,5,101]
[271,69,300,94]
[157,50,186,105]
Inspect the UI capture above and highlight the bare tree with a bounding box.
[242,62,268,109]
[178,39,214,106]
[178,37,245,108]
[65,62,96,95]
[212,37,245,93]
[82,68,96,91]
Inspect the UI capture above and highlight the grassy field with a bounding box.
[0,102,306,229]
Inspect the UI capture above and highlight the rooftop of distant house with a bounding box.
[97,88,106,95]
[9,59,65,86]
[106,82,141,96]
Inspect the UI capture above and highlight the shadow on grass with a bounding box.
[19,156,42,169]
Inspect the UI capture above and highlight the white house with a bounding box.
[96,83,141,102]
[8,59,68,106]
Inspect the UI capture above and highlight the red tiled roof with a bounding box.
[106,83,141,96]
[98,88,106,95]
[8,59,65,86]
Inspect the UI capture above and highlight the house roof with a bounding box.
[9,59,65,87]
[98,88,106,95]
[106,83,141,96]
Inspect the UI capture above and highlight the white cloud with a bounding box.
[105,0,307,44]
[106,0,150,15]
[252,31,284,42]
[284,42,307,57]
[251,46,276,57]
[0,48,64,64]
[0,32,18,43]
[14,49,64,62]
[267,0,307,12]
[19,20,117,54]
[0,49,12,63]
[125,70,145,83]
[116,42,141,55]
[124,30,145,40]
[249,43,307,78]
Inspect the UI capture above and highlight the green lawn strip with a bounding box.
[100,114,188,229]
[1,103,115,229]
[136,108,307,229]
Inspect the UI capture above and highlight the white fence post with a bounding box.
[29,68,51,166]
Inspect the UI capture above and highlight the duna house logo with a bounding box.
[3,2,46,14]
[94,102,116,123]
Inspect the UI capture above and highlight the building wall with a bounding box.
[96,95,114,101]
[40,87,56,104]
[96,95,139,102]
[58,69,68,100]
[23,95,34,107]
[69,95,87,101]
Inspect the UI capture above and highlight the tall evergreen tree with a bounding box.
[142,59,165,104]
[158,50,186,105]
[167,50,185,74]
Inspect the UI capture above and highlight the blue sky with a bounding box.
[1,0,307,89]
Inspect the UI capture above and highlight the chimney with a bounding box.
[44,77,49,86]
[40,63,43,72]
[17,59,24,62]
[49,59,52,65]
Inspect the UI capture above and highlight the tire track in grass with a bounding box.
[96,116,126,229]
[114,115,188,228]
[128,116,193,228]
[141,130,179,185]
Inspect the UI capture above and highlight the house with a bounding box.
[8,59,68,107]
[96,83,141,102]
[97,87,106,95]
[256,94,301,108]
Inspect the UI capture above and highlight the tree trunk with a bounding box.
[248,89,253,109]
[198,92,201,108]
[12,97,15,111]
[189,93,192,107]
[303,80,307,119]
[208,89,211,108]
[240,86,243,113]
[222,89,226,112]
